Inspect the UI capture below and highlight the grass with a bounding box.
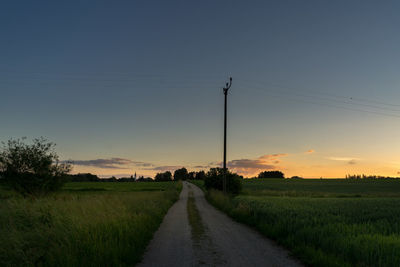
[243,178,400,197]
[63,181,178,192]
[187,189,205,242]
[0,181,181,266]
[196,178,400,267]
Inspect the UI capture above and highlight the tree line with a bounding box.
[0,137,287,196]
[154,168,206,181]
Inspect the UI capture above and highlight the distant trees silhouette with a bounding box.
[174,168,188,180]
[155,171,172,181]
[258,171,284,179]
[204,168,242,195]
[194,170,206,180]
[64,173,100,182]
[188,171,195,180]
[346,174,400,179]
[136,176,153,182]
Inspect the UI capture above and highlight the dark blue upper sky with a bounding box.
[1,1,400,177]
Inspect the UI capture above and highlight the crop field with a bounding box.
[201,178,400,266]
[0,181,181,266]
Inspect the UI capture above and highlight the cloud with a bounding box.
[69,158,152,169]
[145,165,183,172]
[226,153,288,176]
[348,159,357,165]
[228,159,276,170]
[193,165,209,169]
[258,154,288,160]
[208,161,222,167]
[305,149,315,154]
[130,161,153,167]
[328,157,360,161]
[327,157,360,165]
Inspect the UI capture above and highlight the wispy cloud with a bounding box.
[227,153,288,176]
[328,157,360,165]
[348,159,357,165]
[258,153,288,160]
[328,157,360,161]
[305,149,315,154]
[193,165,209,169]
[69,158,152,169]
[228,159,275,170]
[145,165,183,172]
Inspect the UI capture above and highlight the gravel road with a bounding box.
[138,181,302,267]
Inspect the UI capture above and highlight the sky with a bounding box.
[1,0,400,178]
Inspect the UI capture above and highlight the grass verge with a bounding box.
[205,181,400,267]
[187,190,205,242]
[0,182,182,266]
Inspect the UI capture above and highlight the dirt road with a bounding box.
[138,181,301,267]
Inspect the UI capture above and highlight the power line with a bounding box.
[238,78,400,108]
[1,68,399,117]
[242,85,400,119]
[236,80,400,114]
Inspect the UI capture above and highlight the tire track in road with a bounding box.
[139,182,302,267]
[187,184,226,266]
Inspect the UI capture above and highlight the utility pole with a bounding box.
[223,77,232,193]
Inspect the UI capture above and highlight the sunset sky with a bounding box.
[1,1,400,178]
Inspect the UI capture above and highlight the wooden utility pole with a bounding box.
[223,77,232,193]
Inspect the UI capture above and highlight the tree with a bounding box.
[155,171,172,181]
[257,171,284,179]
[64,173,99,182]
[204,168,242,195]
[0,137,71,196]
[188,171,195,180]
[195,170,206,180]
[174,167,188,180]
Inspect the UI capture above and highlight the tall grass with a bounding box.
[243,178,400,197]
[0,182,181,266]
[203,179,400,266]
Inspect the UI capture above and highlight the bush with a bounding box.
[204,168,242,195]
[173,167,188,180]
[154,171,172,181]
[0,137,71,196]
[258,170,284,178]
[195,170,206,180]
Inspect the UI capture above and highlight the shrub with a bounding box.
[195,170,206,180]
[0,137,71,196]
[188,171,196,180]
[173,167,188,180]
[204,168,242,195]
[258,170,284,178]
[154,171,172,181]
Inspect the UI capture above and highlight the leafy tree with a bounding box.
[174,167,188,180]
[188,171,196,180]
[195,170,206,180]
[155,171,172,181]
[204,168,242,195]
[64,173,100,182]
[258,170,284,179]
[0,137,71,196]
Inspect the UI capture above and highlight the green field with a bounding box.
[199,178,400,267]
[0,181,181,266]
